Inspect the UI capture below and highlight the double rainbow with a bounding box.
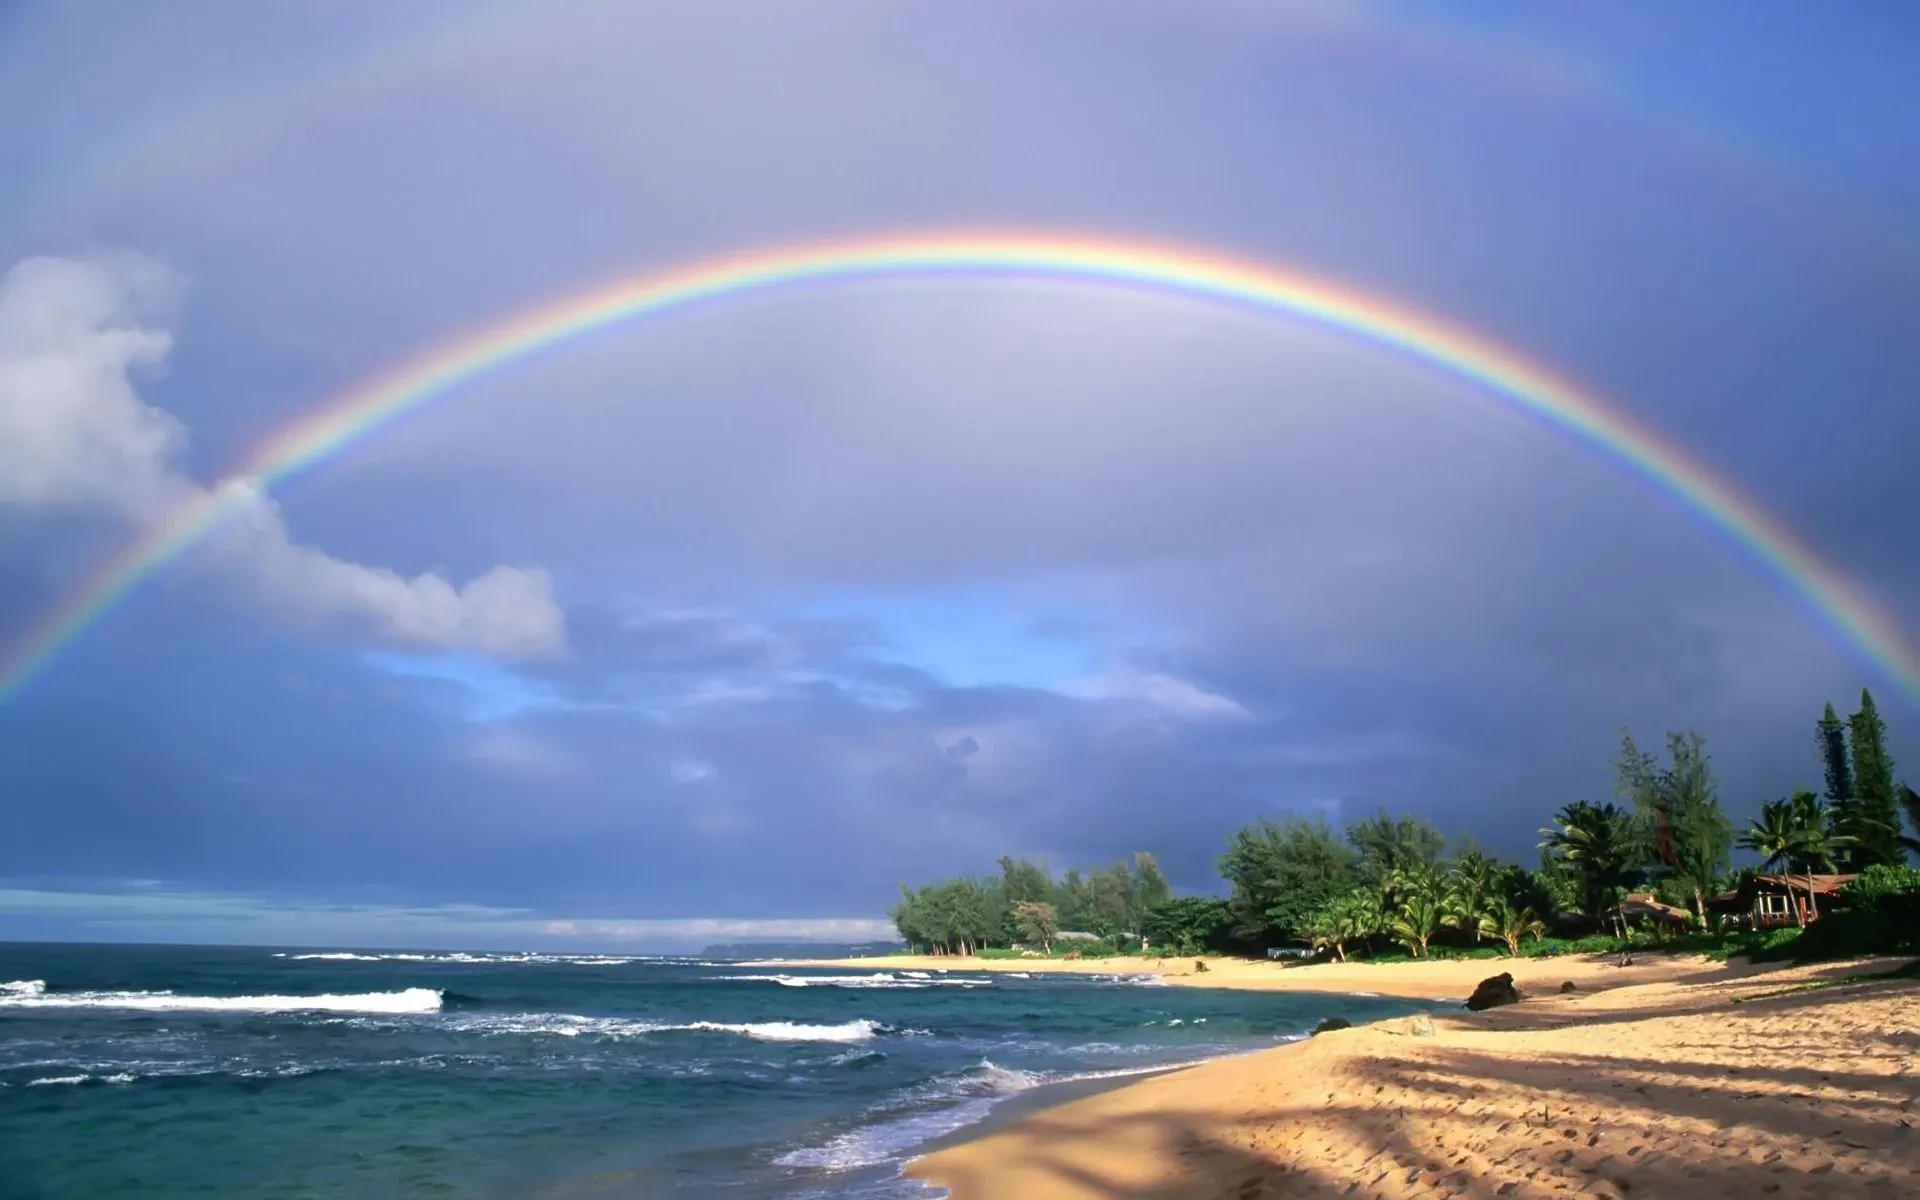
[2,231,1912,702]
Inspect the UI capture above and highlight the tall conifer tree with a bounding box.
[1817,702,1853,805]
[1844,689,1902,867]
[1817,701,1857,862]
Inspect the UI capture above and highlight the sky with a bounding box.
[1,0,1917,950]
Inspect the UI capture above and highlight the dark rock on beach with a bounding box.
[1559,980,1578,994]
[1465,972,1522,1011]
[1312,1016,1353,1035]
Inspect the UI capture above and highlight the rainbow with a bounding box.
[2,230,1914,703]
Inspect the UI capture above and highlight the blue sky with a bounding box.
[1,0,1916,949]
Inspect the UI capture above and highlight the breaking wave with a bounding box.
[0,982,443,1015]
[712,973,984,990]
[274,951,645,965]
[443,1013,902,1044]
[774,1057,1194,1172]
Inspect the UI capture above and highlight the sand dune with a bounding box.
[906,957,1920,1198]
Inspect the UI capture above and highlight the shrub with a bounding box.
[1770,866,1920,960]
[1839,864,1920,910]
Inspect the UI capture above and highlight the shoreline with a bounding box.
[909,1058,1207,1161]
[898,954,1919,1199]
[745,948,1776,1001]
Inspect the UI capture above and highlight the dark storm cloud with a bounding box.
[0,1,1916,943]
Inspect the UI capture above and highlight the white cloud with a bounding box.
[0,254,185,515]
[1061,668,1251,720]
[669,759,714,783]
[0,255,565,658]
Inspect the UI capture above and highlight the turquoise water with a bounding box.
[0,944,1429,1198]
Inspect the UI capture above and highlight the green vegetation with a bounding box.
[1842,689,1905,868]
[1730,951,1920,1005]
[891,692,1920,965]
[1736,789,1840,926]
[1614,730,1734,926]
[889,853,1177,955]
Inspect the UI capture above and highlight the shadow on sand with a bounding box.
[914,968,1920,1199]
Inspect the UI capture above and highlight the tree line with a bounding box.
[889,853,1173,955]
[891,689,1919,959]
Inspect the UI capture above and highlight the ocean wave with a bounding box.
[0,984,443,1015]
[775,1057,1190,1172]
[24,1073,135,1087]
[442,1012,903,1044]
[688,1019,886,1044]
[1,980,46,997]
[714,973,984,990]
[277,951,643,966]
[1114,973,1169,987]
[713,973,920,990]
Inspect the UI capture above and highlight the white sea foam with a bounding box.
[443,1012,893,1044]
[714,973,927,990]
[26,1074,91,1087]
[774,1057,1191,1172]
[716,972,985,991]
[0,986,444,1014]
[1,980,46,997]
[685,1019,884,1044]
[280,951,642,965]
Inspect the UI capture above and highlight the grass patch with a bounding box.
[1730,956,1920,1004]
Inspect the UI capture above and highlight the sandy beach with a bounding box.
[747,950,1769,1001]
[899,955,1919,1198]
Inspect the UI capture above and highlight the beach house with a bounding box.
[1707,873,1858,929]
[1620,892,1694,932]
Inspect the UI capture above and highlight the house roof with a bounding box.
[1708,873,1858,905]
[1622,893,1693,923]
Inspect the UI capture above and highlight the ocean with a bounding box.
[0,943,1430,1198]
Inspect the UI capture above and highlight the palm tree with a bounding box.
[1478,897,1547,957]
[1388,865,1445,957]
[1307,887,1392,963]
[1305,897,1352,963]
[1787,789,1844,922]
[1738,797,1805,927]
[1739,791,1848,926]
[1443,851,1499,944]
[1303,899,1340,962]
[1344,887,1387,958]
[1540,801,1638,936]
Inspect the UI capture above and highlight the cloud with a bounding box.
[1,2,1915,943]
[1061,668,1251,720]
[0,254,185,514]
[0,255,565,658]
